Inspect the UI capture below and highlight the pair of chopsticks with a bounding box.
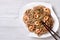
[41,21,60,40]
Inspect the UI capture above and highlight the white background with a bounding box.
[0,0,60,40]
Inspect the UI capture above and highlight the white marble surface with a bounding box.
[0,0,60,40]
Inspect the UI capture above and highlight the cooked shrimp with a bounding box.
[23,15,29,23]
[44,8,50,15]
[34,21,40,25]
[43,16,49,22]
[34,13,39,18]
[28,25,35,32]
[35,29,40,34]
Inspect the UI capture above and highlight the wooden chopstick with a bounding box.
[41,21,60,38]
[45,23,60,38]
[41,21,58,40]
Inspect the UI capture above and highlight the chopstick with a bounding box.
[41,21,60,40]
[45,23,60,38]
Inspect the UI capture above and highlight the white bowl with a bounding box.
[19,2,59,38]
